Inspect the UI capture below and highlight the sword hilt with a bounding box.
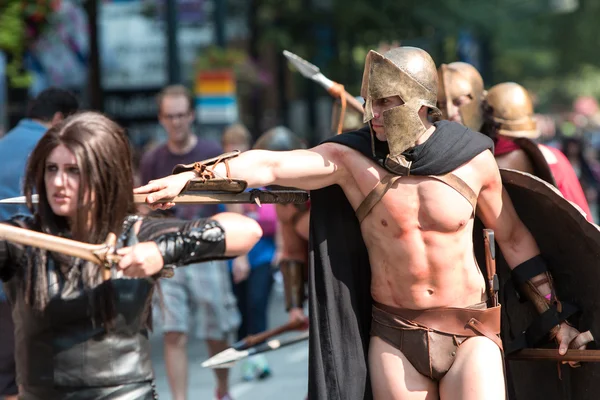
[94,233,120,281]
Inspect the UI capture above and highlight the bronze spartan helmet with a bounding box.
[437,62,485,132]
[361,47,441,175]
[483,82,539,139]
[253,126,307,151]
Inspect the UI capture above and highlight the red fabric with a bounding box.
[494,136,520,156]
[541,145,593,222]
[493,138,593,221]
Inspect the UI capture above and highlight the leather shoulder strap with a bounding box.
[428,173,477,214]
[355,172,476,223]
[355,175,402,223]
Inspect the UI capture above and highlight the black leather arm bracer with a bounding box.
[511,255,563,314]
[505,254,579,353]
[279,259,306,311]
[137,218,227,277]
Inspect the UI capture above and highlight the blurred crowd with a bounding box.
[538,95,600,223]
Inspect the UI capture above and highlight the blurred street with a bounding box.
[150,285,309,400]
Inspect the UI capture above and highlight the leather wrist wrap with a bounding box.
[171,151,248,193]
[511,255,556,312]
[155,220,226,270]
[279,259,306,311]
[511,254,577,340]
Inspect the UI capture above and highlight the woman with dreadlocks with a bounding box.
[0,112,262,399]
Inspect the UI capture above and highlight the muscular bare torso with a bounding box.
[335,145,488,310]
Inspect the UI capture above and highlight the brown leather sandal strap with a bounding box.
[224,159,231,179]
[355,175,402,223]
[173,150,240,175]
[204,156,233,182]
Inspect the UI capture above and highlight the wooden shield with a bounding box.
[475,169,600,400]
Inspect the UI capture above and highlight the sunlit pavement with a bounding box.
[150,284,309,400]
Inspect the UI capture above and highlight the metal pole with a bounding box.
[85,0,103,111]
[166,0,181,84]
[276,50,289,127]
[248,0,262,136]
[214,0,227,48]
[302,0,317,145]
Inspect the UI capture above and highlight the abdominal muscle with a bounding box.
[364,223,486,310]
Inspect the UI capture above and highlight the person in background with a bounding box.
[562,137,600,223]
[0,87,79,400]
[221,124,278,381]
[139,85,239,400]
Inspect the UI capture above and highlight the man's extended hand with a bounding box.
[117,242,164,278]
[289,307,309,330]
[555,323,595,367]
[134,171,196,210]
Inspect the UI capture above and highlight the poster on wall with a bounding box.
[99,0,217,149]
[28,0,90,96]
[100,0,212,90]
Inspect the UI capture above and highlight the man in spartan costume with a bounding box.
[136,47,594,400]
[437,63,592,221]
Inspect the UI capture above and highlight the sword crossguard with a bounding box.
[93,233,120,281]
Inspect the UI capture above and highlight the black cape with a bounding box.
[307,121,494,399]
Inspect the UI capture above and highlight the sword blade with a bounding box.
[0,194,39,204]
[0,223,110,265]
[0,190,309,206]
[202,331,309,368]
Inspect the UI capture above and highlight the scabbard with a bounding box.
[483,229,498,307]
[2,190,309,206]
[139,188,309,205]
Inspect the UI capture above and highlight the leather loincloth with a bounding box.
[371,301,502,381]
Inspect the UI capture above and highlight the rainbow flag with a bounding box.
[195,70,238,124]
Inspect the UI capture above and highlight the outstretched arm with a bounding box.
[134,143,348,206]
[475,151,591,356]
[210,146,345,189]
[211,212,263,257]
[117,213,262,277]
